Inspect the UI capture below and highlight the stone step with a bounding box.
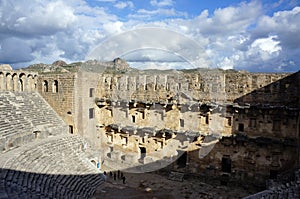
[0,134,105,198]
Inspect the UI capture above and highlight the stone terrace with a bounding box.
[0,91,68,152]
[0,134,105,199]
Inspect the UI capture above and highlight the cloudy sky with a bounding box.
[0,0,299,72]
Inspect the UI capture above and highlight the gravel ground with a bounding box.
[92,168,256,199]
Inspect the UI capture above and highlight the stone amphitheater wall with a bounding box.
[96,71,290,103]
[0,71,38,92]
[1,66,299,192]
[93,70,299,184]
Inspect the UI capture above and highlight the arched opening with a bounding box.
[19,73,26,91]
[52,80,58,93]
[19,79,24,91]
[43,80,48,92]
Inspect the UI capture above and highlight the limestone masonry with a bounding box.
[0,59,299,198]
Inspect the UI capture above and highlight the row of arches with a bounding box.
[42,80,59,93]
[0,72,37,92]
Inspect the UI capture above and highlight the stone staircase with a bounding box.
[0,91,68,152]
[0,134,105,199]
[0,91,105,198]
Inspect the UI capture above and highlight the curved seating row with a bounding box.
[0,91,68,152]
[0,135,105,199]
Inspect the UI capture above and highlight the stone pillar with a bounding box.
[6,74,12,91]
[27,75,35,92]
[0,72,4,91]
[12,74,18,91]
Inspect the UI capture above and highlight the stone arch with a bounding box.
[12,73,18,91]
[43,80,49,92]
[52,80,58,93]
[6,73,12,91]
[0,72,4,91]
[19,73,26,91]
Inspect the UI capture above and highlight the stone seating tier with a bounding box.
[0,91,68,152]
[0,135,105,199]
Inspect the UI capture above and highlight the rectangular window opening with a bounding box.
[238,123,244,132]
[69,125,74,134]
[206,115,209,125]
[226,117,232,126]
[122,136,128,146]
[180,119,184,127]
[89,88,94,97]
[221,156,232,173]
[89,108,94,119]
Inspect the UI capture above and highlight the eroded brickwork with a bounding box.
[93,67,299,186]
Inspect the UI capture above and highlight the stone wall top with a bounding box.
[0,64,13,71]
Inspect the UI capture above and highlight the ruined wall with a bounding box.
[234,71,300,107]
[0,70,37,92]
[94,69,299,183]
[96,70,290,104]
[173,104,299,185]
[225,72,288,102]
[96,101,233,135]
[12,61,296,186]
[185,136,298,187]
[37,73,76,134]
[233,106,299,138]
[94,70,294,143]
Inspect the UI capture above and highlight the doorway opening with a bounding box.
[269,169,278,179]
[221,155,232,173]
[177,151,187,168]
[140,147,146,160]
[69,125,74,134]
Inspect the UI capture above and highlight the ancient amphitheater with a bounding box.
[0,59,299,198]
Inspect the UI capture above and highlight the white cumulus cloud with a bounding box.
[150,0,174,7]
[114,1,134,9]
